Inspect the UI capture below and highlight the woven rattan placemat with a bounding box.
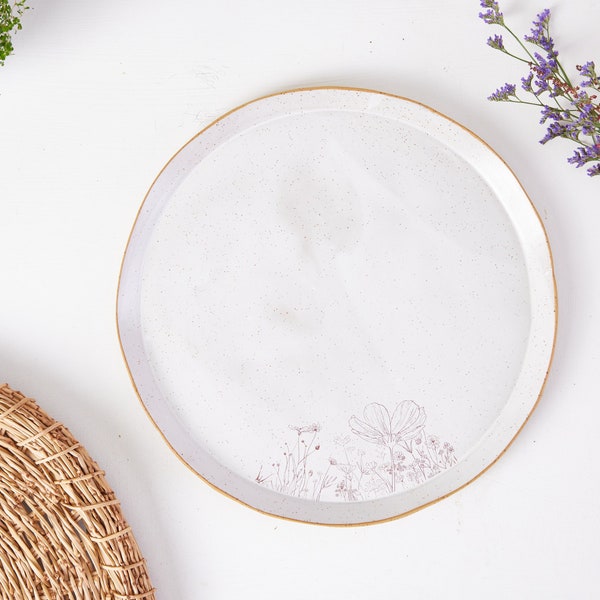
[0,383,155,599]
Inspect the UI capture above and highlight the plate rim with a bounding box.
[116,86,558,526]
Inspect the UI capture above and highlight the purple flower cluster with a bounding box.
[486,34,505,51]
[568,145,600,171]
[532,52,561,96]
[480,2,600,177]
[488,83,517,102]
[479,0,504,26]
[539,121,579,145]
[578,62,598,88]
[523,9,553,53]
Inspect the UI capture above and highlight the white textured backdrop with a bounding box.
[1,1,600,598]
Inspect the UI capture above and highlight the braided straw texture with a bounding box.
[0,383,155,600]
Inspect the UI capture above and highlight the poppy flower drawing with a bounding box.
[348,401,427,492]
[348,401,427,449]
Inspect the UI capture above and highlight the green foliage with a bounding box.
[1,0,28,66]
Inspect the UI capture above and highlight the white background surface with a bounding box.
[1,0,599,598]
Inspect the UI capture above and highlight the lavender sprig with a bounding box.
[480,2,600,177]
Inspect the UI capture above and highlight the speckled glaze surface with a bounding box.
[117,88,556,525]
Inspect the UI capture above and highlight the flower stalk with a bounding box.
[480,1,600,177]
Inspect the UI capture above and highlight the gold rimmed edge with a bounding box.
[115,85,558,527]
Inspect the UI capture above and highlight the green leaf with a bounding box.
[0,0,28,66]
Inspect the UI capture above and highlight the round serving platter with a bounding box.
[117,87,556,525]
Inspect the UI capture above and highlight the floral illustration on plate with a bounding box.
[256,401,457,502]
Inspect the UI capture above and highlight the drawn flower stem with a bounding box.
[314,464,331,501]
[388,444,396,493]
[421,430,445,474]
[371,464,391,490]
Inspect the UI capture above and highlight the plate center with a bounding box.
[139,109,530,502]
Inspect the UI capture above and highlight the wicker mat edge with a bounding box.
[0,383,155,600]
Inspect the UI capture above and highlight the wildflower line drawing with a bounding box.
[256,401,457,502]
[255,423,336,501]
[479,1,600,177]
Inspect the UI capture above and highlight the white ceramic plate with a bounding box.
[117,88,556,525]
